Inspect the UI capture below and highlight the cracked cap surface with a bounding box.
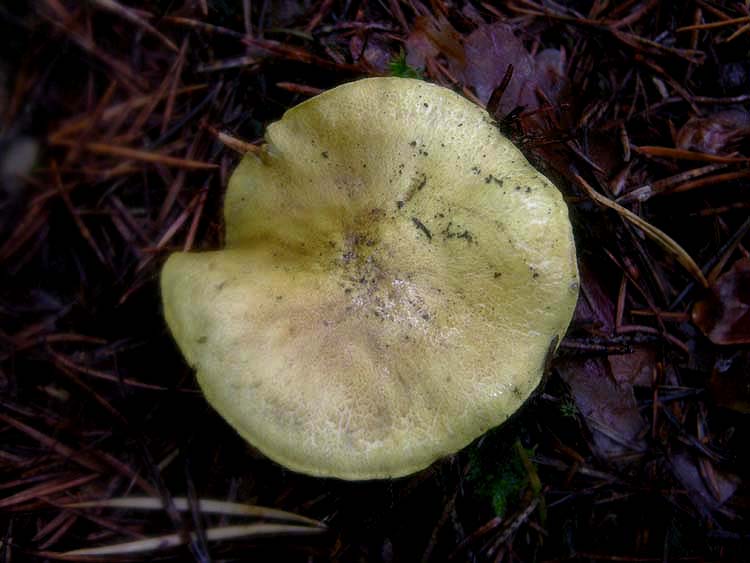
[161,77,579,479]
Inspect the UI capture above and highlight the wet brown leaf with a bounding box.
[406,20,566,114]
[575,261,616,331]
[405,15,460,70]
[609,346,656,387]
[670,450,738,512]
[557,357,647,461]
[349,35,391,72]
[456,23,537,108]
[456,23,567,112]
[676,109,750,155]
[693,257,750,344]
[558,265,648,462]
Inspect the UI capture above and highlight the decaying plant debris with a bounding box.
[1,1,748,561]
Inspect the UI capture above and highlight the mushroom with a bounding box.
[161,77,578,480]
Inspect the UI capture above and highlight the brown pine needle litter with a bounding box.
[1,1,749,561]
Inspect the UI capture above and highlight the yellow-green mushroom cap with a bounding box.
[161,77,578,480]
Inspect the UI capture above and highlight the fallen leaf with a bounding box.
[557,357,647,461]
[693,257,750,344]
[575,261,616,331]
[558,263,648,462]
[349,35,392,72]
[405,15,459,70]
[670,449,738,512]
[406,20,567,116]
[609,345,656,387]
[676,109,750,155]
[530,47,568,107]
[455,23,538,108]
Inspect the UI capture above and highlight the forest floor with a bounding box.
[1,1,749,561]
